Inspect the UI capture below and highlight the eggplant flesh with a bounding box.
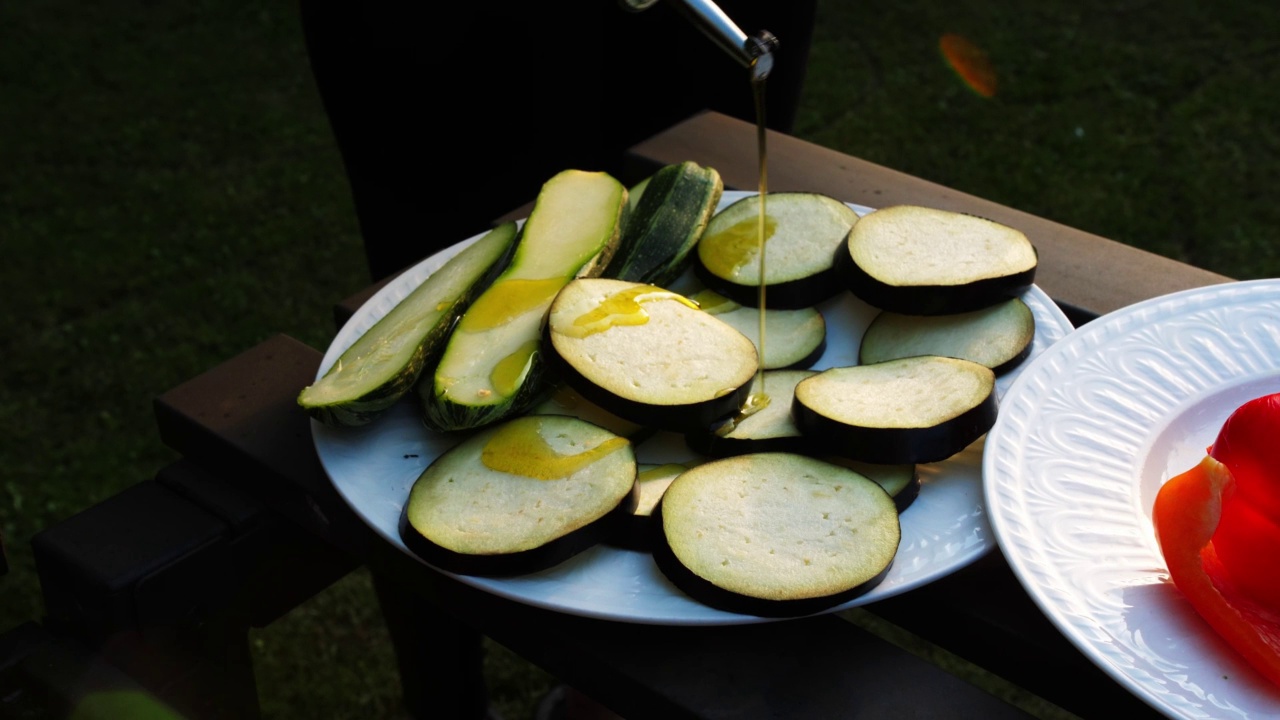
[654,452,900,617]
[401,415,638,576]
[546,278,758,434]
[858,298,1036,375]
[793,357,998,465]
[843,205,1037,315]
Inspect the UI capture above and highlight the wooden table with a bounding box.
[23,111,1232,719]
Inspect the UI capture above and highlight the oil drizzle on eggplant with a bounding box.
[481,416,629,480]
[564,285,698,338]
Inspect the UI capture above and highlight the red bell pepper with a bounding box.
[1153,391,1280,686]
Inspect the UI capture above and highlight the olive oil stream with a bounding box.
[715,57,772,436]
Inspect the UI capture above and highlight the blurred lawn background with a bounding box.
[1,0,1276,718]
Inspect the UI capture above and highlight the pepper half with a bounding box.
[1153,392,1280,686]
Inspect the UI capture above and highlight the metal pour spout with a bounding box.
[621,0,778,78]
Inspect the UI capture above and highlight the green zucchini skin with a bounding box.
[298,221,520,427]
[604,161,723,288]
[420,170,627,433]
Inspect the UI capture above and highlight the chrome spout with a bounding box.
[620,0,778,78]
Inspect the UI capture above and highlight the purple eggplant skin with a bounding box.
[792,391,998,465]
[398,481,639,577]
[649,499,892,618]
[836,242,1037,316]
[540,331,753,436]
[694,260,846,311]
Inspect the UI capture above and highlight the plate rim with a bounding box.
[983,277,1280,717]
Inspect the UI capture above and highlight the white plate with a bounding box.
[312,191,1076,625]
[984,279,1280,717]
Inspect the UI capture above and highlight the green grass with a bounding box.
[1,0,1277,718]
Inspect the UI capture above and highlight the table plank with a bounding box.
[626,110,1231,318]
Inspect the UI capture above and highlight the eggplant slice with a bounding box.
[400,415,638,576]
[842,205,1037,315]
[606,462,690,551]
[685,369,817,457]
[653,452,900,617]
[824,457,921,513]
[793,356,997,464]
[695,192,860,309]
[858,298,1036,375]
[691,289,827,370]
[545,277,758,434]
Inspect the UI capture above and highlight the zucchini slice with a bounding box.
[399,414,638,576]
[421,170,626,432]
[298,221,519,427]
[691,288,826,369]
[652,452,900,617]
[695,192,859,309]
[858,298,1036,375]
[684,369,816,457]
[841,205,1037,315]
[545,277,758,434]
[605,161,723,288]
[793,356,997,464]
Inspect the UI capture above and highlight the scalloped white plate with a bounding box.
[984,279,1280,717]
[312,191,1076,625]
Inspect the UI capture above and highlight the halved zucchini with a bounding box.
[605,161,723,288]
[421,170,626,432]
[652,452,900,617]
[691,288,826,369]
[695,192,859,309]
[793,356,997,464]
[544,277,758,434]
[858,298,1036,375]
[399,414,638,576]
[298,222,519,427]
[684,369,816,457]
[841,205,1037,315]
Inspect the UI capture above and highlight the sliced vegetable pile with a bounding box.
[1153,392,1280,686]
[298,166,1041,617]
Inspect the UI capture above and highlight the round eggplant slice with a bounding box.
[691,289,827,370]
[685,369,817,457]
[793,356,997,464]
[400,415,638,576]
[824,458,921,513]
[842,205,1037,315]
[858,298,1036,375]
[653,453,900,617]
[607,462,689,551]
[695,192,860,309]
[545,278,758,434]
